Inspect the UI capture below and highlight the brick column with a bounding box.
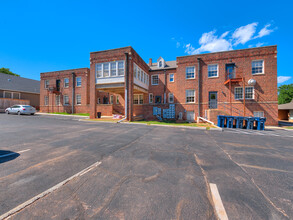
[89,59,97,119]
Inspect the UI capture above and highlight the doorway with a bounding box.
[209,92,217,109]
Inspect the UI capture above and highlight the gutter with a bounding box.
[197,58,201,117]
[124,52,129,120]
[72,72,76,114]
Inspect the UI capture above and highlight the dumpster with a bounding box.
[246,117,254,129]
[217,115,225,128]
[235,116,244,129]
[255,117,266,130]
[226,116,234,128]
[97,112,101,118]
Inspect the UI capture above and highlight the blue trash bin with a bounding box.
[236,116,244,129]
[256,117,266,130]
[226,116,234,128]
[217,115,225,128]
[246,117,254,130]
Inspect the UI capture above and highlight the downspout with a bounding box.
[197,58,201,117]
[72,72,76,114]
[124,52,129,120]
[164,69,166,104]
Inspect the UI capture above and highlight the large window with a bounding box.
[118,61,124,76]
[103,63,109,77]
[252,60,264,74]
[64,95,69,105]
[96,61,125,78]
[151,75,159,85]
[76,94,81,105]
[55,95,60,106]
[186,90,195,103]
[149,93,153,103]
[76,77,81,87]
[254,111,264,117]
[44,96,49,106]
[168,93,174,103]
[96,64,102,77]
[208,64,218,77]
[110,62,116,76]
[133,94,143,104]
[245,86,254,99]
[186,66,195,79]
[45,80,49,89]
[134,63,149,85]
[4,91,12,99]
[170,73,174,82]
[235,87,243,100]
[64,78,69,88]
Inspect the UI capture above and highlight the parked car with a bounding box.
[5,105,36,115]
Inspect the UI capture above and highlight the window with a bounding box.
[252,60,264,74]
[110,62,116,76]
[55,95,60,106]
[208,64,218,77]
[245,86,254,99]
[12,93,20,99]
[110,95,114,104]
[155,96,162,104]
[76,94,81,105]
[170,73,174,82]
[118,61,124,76]
[149,93,153,103]
[186,66,195,79]
[133,94,143,104]
[186,90,195,103]
[97,98,100,104]
[64,95,69,105]
[116,96,119,104]
[159,61,162,67]
[235,87,243,100]
[96,64,102,78]
[168,93,174,103]
[76,77,81,87]
[64,78,69,88]
[45,96,49,106]
[103,63,110,77]
[151,75,159,85]
[45,80,49,89]
[254,111,264,117]
[4,91,12,99]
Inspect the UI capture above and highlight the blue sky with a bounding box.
[0,0,292,85]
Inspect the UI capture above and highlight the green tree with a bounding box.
[0,67,20,76]
[278,84,293,104]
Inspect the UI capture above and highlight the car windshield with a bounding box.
[23,105,32,108]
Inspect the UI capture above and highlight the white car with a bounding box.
[5,105,36,115]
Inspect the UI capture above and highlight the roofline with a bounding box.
[0,72,40,82]
[149,67,177,71]
[177,45,277,59]
[90,46,132,54]
[41,67,89,74]
[0,88,40,95]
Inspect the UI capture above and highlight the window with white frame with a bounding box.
[55,95,60,106]
[168,93,174,103]
[245,86,254,99]
[97,98,100,104]
[186,90,195,103]
[186,66,195,79]
[133,63,149,85]
[170,73,174,82]
[118,61,124,76]
[151,75,159,85]
[252,60,264,74]
[76,77,81,87]
[103,63,110,77]
[4,91,12,99]
[12,92,20,99]
[110,62,116,76]
[45,80,49,89]
[76,94,81,105]
[133,94,143,104]
[116,96,119,104]
[254,111,264,117]
[64,95,69,105]
[149,93,153,103]
[64,78,69,88]
[44,96,49,106]
[110,95,114,104]
[208,64,218,77]
[235,87,243,100]
[96,64,102,77]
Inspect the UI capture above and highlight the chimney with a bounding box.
[149,58,152,66]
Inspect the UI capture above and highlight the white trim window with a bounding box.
[208,64,218,78]
[170,73,174,82]
[134,63,149,85]
[64,95,69,105]
[64,78,69,88]
[252,60,264,74]
[168,93,174,103]
[254,111,264,117]
[96,64,102,78]
[97,98,101,104]
[76,77,81,87]
[44,96,49,106]
[118,61,125,76]
[235,87,243,100]
[186,66,195,79]
[149,93,153,103]
[245,86,254,99]
[4,91,12,99]
[133,94,143,104]
[151,75,159,85]
[44,80,49,89]
[76,94,81,105]
[110,62,116,76]
[55,95,60,106]
[103,63,110,77]
[186,89,195,103]
[110,95,114,104]
[116,95,119,104]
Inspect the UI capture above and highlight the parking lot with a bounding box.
[0,113,292,219]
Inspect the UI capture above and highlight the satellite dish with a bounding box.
[248,79,256,86]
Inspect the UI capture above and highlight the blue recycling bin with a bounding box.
[246,117,255,130]
[226,116,235,128]
[255,117,266,130]
[235,116,244,129]
[217,115,225,128]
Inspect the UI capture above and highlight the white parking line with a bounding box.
[210,183,229,220]
[0,160,101,220]
[0,149,31,158]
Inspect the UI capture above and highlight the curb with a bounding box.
[36,113,89,118]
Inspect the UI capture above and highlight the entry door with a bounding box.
[226,64,235,79]
[186,111,195,122]
[209,92,217,109]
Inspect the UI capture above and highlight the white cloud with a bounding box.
[232,22,258,46]
[255,24,275,39]
[176,42,180,48]
[278,76,291,84]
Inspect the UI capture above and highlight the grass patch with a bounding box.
[131,120,214,128]
[50,112,89,116]
[283,126,293,129]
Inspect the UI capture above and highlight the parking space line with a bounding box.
[0,160,101,220]
[0,149,31,158]
[209,183,229,220]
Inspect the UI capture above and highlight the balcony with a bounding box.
[48,87,60,94]
[224,71,243,85]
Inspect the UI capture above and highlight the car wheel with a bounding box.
[5,110,9,114]
[17,111,21,115]
[31,113,35,115]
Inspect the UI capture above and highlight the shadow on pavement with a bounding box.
[0,150,20,164]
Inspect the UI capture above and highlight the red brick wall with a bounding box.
[96,104,113,116]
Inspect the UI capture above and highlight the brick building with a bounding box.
[40,45,278,125]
